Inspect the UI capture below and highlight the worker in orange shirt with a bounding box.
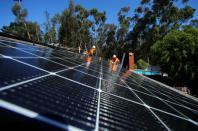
[110,54,120,64]
[87,45,96,66]
[88,45,96,57]
[109,55,120,71]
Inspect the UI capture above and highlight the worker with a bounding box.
[88,45,96,57]
[86,45,95,67]
[111,54,120,64]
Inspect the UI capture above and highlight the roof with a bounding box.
[0,37,198,131]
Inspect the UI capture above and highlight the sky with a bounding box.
[0,0,198,30]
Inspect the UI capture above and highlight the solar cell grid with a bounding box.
[172,99,198,111]
[166,102,198,122]
[0,58,47,87]
[0,75,98,130]
[135,91,187,117]
[58,69,100,89]
[153,110,198,131]
[99,93,166,131]
[129,75,198,105]
[15,58,67,72]
[74,66,101,77]
[0,40,38,49]
[149,89,198,111]
[101,80,141,102]
[49,58,79,67]
[0,38,198,131]
[0,46,37,57]
[125,81,152,94]
[144,83,198,105]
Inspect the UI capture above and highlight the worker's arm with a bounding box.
[115,58,120,64]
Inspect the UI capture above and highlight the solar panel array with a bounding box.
[0,38,198,131]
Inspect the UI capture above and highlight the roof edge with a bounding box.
[133,71,198,103]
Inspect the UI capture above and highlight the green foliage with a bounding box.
[12,3,27,22]
[151,26,198,83]
[58,0,78,47]
[0,1,43,42]
[101,24,117,58]
[58,0,107,56]
[1,21,43,42]
[141,0,150,5]
[136,59,150,69]
[11,3,31,39]
[128,0,195,64]
[134,64,138,69]
[190,19,198,29]
[43,11,58,43]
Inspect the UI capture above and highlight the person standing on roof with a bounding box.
[87,45,95,67]
[88,45,96,57]
[111,54,120,64]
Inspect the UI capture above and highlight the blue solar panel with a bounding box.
[0,38,198,131]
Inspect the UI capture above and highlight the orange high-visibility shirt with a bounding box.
[111,58,116,63]
[115,58,120,64]
[88,48,95,55]
[112,64,117,71]
[87,56,92,62]
[111,58,120,64]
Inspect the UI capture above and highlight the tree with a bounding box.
[1,21,43,42]
[43,11,59,44]
[89,8,106,56]
[151,26,198,86]
[59,0,77,47]
[1,0,43,42]
[136,59,150,69]
[75,4,92,52]
[101,24,117,58]
[117,7,131,44]
[51,13,61,41]
[1,1,43,42]
[26,22,43,42]
[190,19,198,29]
[116,7,132,59]
[12,1,30,39]
[128,0,195,64]
[58,0,107,55]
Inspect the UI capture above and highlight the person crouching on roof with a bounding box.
[111,54,120,64]
[88,45,96,57]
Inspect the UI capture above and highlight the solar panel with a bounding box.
[0,38,198,131]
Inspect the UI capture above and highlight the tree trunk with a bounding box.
[95,43,99,57]
[23,22,30,39]
[36,26,40,42]
[79,41,83,53]
[84,43,88,53]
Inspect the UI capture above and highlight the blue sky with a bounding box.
[0,0,198,30]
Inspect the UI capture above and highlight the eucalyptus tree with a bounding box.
[1,1,42,42]
[43,11,52,43]
[116,6,132,58]
[101,24,117,58]
[12,1,30,39]
[43,11,57,44]
[75,4,92,52]
[89,8,107,56]
[51,13,61,40]
[59,0,78,47]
